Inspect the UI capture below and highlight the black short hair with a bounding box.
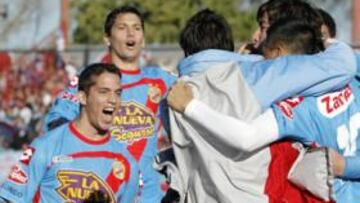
[317,8,336,38]
[179,9,234,57]
[263,18,324,55]
[104,5,144,36]
[257,0,322,38]
[78,63,121,93]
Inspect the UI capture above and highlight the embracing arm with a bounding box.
[167,81,280,152]
[184,99,280,152]
[241,40,357,108]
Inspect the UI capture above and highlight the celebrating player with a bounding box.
[0,63,139,203]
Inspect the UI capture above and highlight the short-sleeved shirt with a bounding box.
[273,78,360,203]
[0,123,139,203]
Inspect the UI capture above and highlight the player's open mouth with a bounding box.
[102,107,115,116]
[126,41,136,48]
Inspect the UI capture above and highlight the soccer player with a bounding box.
[317,8,337,40]
[44,6,176,202]
[169,18,360,203]
[167,7,356,202]
[242,0,323,54]
[0,63,139,203]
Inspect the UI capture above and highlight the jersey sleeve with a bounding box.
[44,78,80,132]
[0,138,50,203]
[240,41,356,108]
[272,99,319,144]
[342,156,360,179]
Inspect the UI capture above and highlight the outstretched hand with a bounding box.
[167,81,193,113]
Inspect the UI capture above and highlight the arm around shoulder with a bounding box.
[184,99,280,152]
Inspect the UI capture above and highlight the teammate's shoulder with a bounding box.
[275,96,306,120]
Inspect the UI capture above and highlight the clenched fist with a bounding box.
[167,81,194,113]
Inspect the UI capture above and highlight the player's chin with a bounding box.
[98,118,113,132]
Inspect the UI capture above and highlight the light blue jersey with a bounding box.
[273,78,360,203]
[45,66,176,203]
[178,41,356,109]
[0,123,139,203]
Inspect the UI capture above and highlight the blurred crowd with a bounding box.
[0,52,69,150]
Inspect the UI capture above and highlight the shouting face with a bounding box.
[80,72,122,134]
[105,12,145,65]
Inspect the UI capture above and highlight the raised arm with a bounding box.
[44,79,80,132]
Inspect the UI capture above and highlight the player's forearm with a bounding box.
[184,99,279,152]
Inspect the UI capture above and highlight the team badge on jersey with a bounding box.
[8,165,28,185]
[112,160,126,180]
[111,101,155,143]
[56,170,115,203]
[317,85,354,118]
[276,97,304,120]
[19,146,35,165]
[148,84,162,104]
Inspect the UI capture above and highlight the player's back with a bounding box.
[273,77,360,202]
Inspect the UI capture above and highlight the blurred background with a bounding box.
[0,0,359,181]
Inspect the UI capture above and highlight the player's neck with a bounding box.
[111,55,140,71]
[73,117,107,140]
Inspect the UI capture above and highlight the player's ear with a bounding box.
[104,36,111,48]
[141,38,145,48]
[78,91,87,106]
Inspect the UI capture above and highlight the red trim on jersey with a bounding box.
[122,78,168,161]
[121,69,141,75]
[33,187,41,203]
[127,139,148,162]
[100,52,140,74]
[124,78,168,161]
[146,99,158,114]
[69,151,131,194]
[122,78,167,93]
[106,167,126,193]
[69,123,110,145]
[101,53,112,64]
